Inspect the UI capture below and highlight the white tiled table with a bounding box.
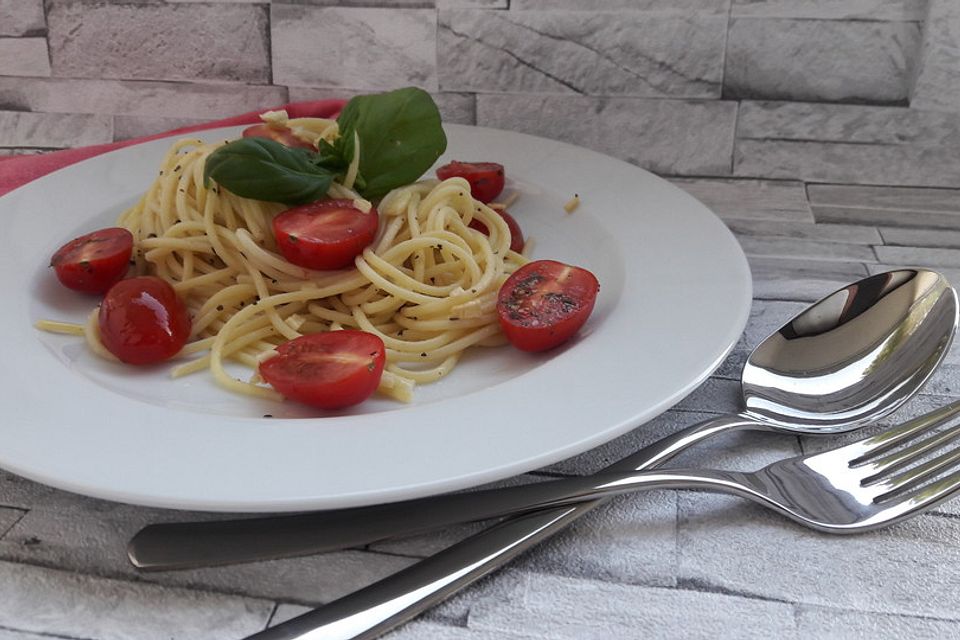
[2,177,960,639]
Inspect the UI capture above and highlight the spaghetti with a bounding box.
[39,116,528,403]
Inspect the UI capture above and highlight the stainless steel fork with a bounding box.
[245,401,960,640]
[430,399,960,533]
[261,399,960,542]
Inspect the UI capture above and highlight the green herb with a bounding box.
[336,86,446,199]
[203,138,334,205]
[203,87,446,205]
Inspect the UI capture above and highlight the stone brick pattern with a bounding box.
[438,10,727,98]
[911,0,960,113]
[1,1,960,638]
[0,0,955,183]
[724,18,922,103]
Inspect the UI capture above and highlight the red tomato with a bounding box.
[98,276,191,365]
[497,260,600,352]
[272,199,379,270]
[469,209,525,254]
[436,161,505,203]
[259,331,386,410]
[242,124,316,150]
[50,227,133,294]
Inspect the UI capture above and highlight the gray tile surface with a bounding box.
[725,18,921,103]
[678,494,960,618]
[0,111,112,149]
[812,205,960,230]
[735,235,877,262]
[734,101,960,187]
[737,100,960,145]
[670,178,813,222]
[807,183,960,212]
[0,0,45,37]
[477,94,737,175]
[466,572,798,640]
[0,560,273,639]
[879,226,960,249]
[875,245,960,268]
[46,2,271,83]
[0,38,50,77]
[0,508,24,540]
[911,0,960,113]
[0,628,60,640]
[0,77,289,120]
[272,5,438,90]
[439,10,727,98]
[729,0,926,20]
[438,0,507,8]
[513,0,730,12]
[796,605,960,640]
[746,257,870,301]
[724,219,882,244]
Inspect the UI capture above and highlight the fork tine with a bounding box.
[860,421,960,481]
[869,444,960,498]
[850,399,960,466]
[873,468,960,524]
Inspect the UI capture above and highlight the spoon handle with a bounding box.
[239,413,760,640]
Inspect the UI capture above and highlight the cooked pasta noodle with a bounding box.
[41,115,528,404]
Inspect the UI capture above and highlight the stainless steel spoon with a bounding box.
[129,268,958,572]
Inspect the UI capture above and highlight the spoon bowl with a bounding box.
[743,269,957,432]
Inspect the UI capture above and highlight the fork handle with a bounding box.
[245,465,748,640]
[129,413,761,571]
[240,413,761,640]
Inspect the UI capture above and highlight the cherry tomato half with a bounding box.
[242,124,316,150]
[98,276,191,365]
[436,161,505,203]
[50,227,133,294]
[272,199,379,271]
[469,209,525,254]
[497,260,599,353]
[259,331,386,410]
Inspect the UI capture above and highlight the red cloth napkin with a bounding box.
[0,99,346,198]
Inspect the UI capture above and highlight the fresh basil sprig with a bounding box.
[203,87,446,205]
[203,138,334,205]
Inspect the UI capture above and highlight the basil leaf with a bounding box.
[204,138,334,205]
[337,87,447,200]
[314,137,351,172]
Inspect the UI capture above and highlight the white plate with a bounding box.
[0,124,751,512]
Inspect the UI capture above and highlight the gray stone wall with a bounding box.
[1,0,958,188]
